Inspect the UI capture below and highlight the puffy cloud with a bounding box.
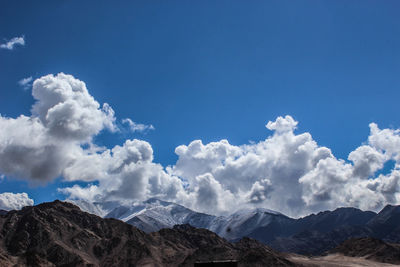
[0,192,33,210]
[0,36,25,50]
[0,115,67,181]
[58,184,101,202]
[60,139,186,204]
[299,157,354,211]
[247,178,273,204]
[31,73,116,141]
[173,139,243,183]
[348,145,387,178]
[266,115,298,133]
[18,76,33,90]
[122,118,155,133]
[368,123,400,163]
[0,73,116,181]
[191,173,236,214]
[4,73,182,207]
[297,123,400,214]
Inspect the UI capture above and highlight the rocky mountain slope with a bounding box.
[329,237,400,264]
[268,208,377,255]
[366,205,400,243]
[0,200,298,266]
[270,205,400,255]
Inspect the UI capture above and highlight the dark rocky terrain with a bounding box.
[366,205,400,243]
[266,205,400,255]
[0,200,298,266]
[329,237,400,264]
[246,207,375,246]
[270,225,373,255]
[286,236,400,266]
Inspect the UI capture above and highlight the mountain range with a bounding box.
[0,200,298,266]
[70,198,289,241]
[2,200,400,266]
[71,198,400,256]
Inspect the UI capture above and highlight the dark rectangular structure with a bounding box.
[194,260,238,267]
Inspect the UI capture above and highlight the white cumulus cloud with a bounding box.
[0,36,25,50]
[59,139,186,205]
[31,73,117,141]
[0,73,117,182]
[0,192,33,210]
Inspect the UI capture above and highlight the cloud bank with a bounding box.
[0,192,33,210]
[0,36,25,50]
[1,73,400,217]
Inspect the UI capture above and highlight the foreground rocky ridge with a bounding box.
[0,201,296,266]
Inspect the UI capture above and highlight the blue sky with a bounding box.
[1,1,400,215]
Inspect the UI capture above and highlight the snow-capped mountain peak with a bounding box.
[71,198,290,240]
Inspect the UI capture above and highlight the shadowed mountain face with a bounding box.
[330,237,400,264]
[268,205,400,255]
[366,205,400,243]
[244,207,376,245]
[296,207,377,234]
[267,208,378,255]
[0,201,298,267]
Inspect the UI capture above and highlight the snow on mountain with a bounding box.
[105,198,217,233]
[89,198,283,240]
[71,197,287,239]
[209,207,290,240]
